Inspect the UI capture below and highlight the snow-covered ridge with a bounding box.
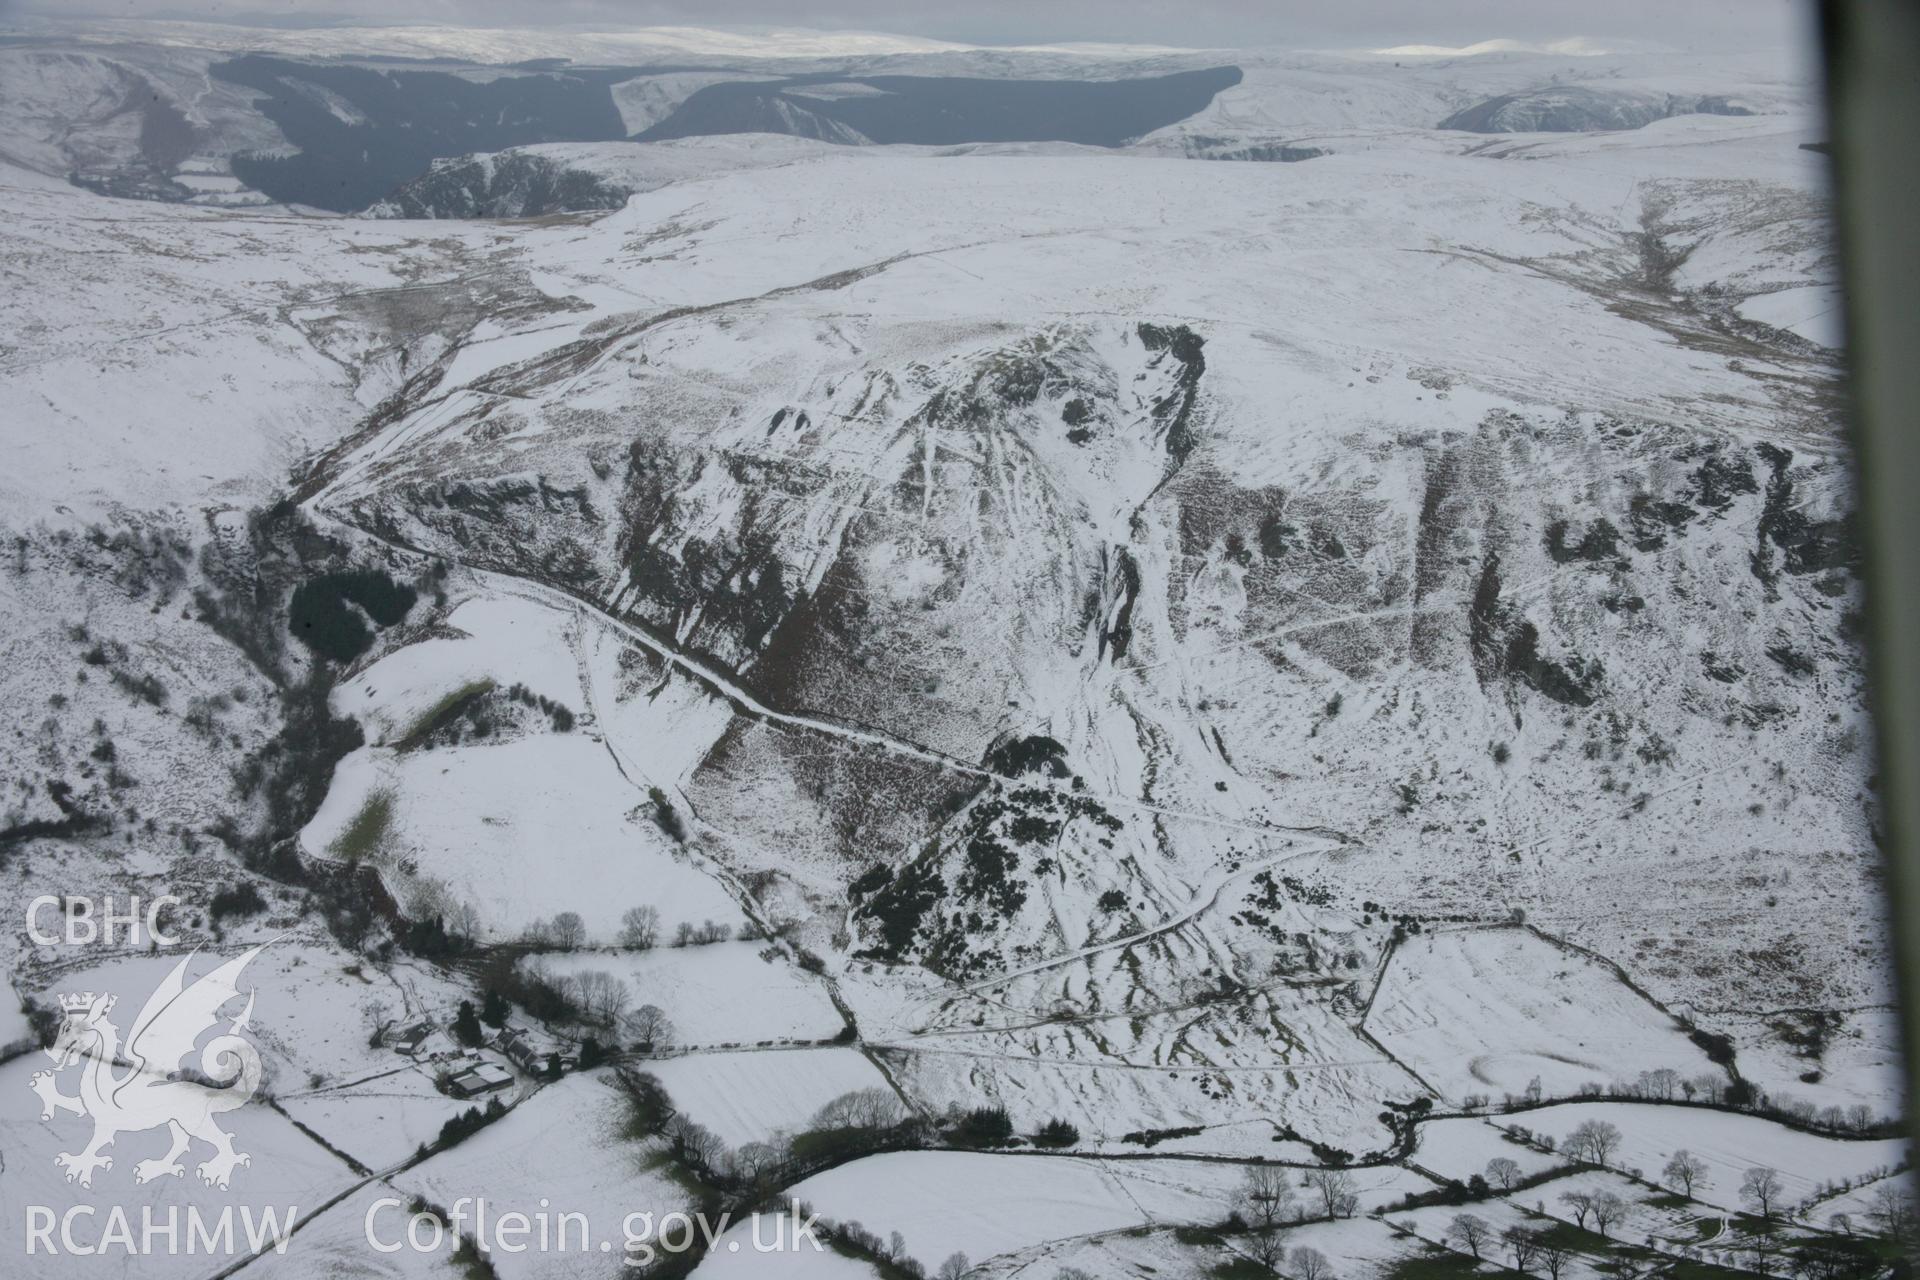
[1,17,1196,63]
[0,19,1812,216]
[0,29,1896,1280]
[1375,38,1617,58]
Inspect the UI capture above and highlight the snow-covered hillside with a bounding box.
[0,16,1815,212]
[0,24,1902,1280]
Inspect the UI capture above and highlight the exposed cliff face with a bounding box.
[305,138,1868,1039]
[1180,137,1331,162]
[370,151,637,219]
[1440,86,1756,133]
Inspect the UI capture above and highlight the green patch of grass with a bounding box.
[1384,1246,1486,1280]
[651,1152,712,1196]
[328,788,395,863]
[1656,1259,1766,1280]
[620,1079,672,1139]
[1862,1235,1911,1262]
[1528,1219,1617,1254]
[1724,1213,1787,1239]
[399,678,495,747]
[1175,1224,1228,1247]
[1210,1260,1275,1280]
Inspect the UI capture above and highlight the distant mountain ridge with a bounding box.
[0,22,1807,214]
[1440,84,1755,133]
[211,56,1240,210]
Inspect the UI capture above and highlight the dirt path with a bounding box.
[461,566,1350,848]
[956,845,1331,994]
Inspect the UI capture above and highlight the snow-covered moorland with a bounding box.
[0,17,1905,1280]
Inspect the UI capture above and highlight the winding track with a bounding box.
[311,500,1349,850]
[956,844,1331,994]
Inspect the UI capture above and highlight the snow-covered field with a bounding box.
[305,734,744,944]
[332,596,584,747]
[270,1183,465,1280]
[639,1048,892,1148]
[874,1009,1425,1155]
[397,1072,689,1280]
[1810,1169,1917,1231]
[21,942,450,1097]
[780,1150,1236,1272]
[523,943,846,1047]
[0,1055,359,1280]
[1412,1115,1569,1184]
[1740,283,1844,348]
[1722,1003,1907,1119]
[281,1065,481,1172]
[1367,928,1716,1101]
[1514,1101,1909,1213]
[691,1226,882,1279]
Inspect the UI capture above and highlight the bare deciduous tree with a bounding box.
[1742,1166,1785,1220]
[1536,1236,1574,1280]
[547,969,582,1010]
[1560,1190,1596,1229]
[692,919,733,945]
[405,880,448,921]
[936,1253,971,1280]
[573,969,630,1026]
[448,900,482,942]
[620,905,660,950]
[624,1003,673,1050]
[1504,1226,1541,1274]
[1237,1164,1295,1266]
[1487,1156,1522,1190]
[1448,1214,1491,1260]
[1302,1168,1357,1220]
[1869,1182,1917,1243]
[1290,1245,1333,1280]
[550,911,585,949]
[1591,1190,1629,1238]
[665,1114,723,1173]
[1641,1067,1681,1100]
[1664,1149,1709,1197]
[813,1088,906,1131]
[729,1140,786,1187]
[1565,1119,1622,1168]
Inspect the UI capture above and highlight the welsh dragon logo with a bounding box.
[30,944,267,1190]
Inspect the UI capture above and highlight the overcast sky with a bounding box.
[12,0,1810,52]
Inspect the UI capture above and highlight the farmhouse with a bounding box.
[493,1026,540,1072]
[446,1062,514,1099]
[494,1024,577,1076]
[389,1020,439,1055]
